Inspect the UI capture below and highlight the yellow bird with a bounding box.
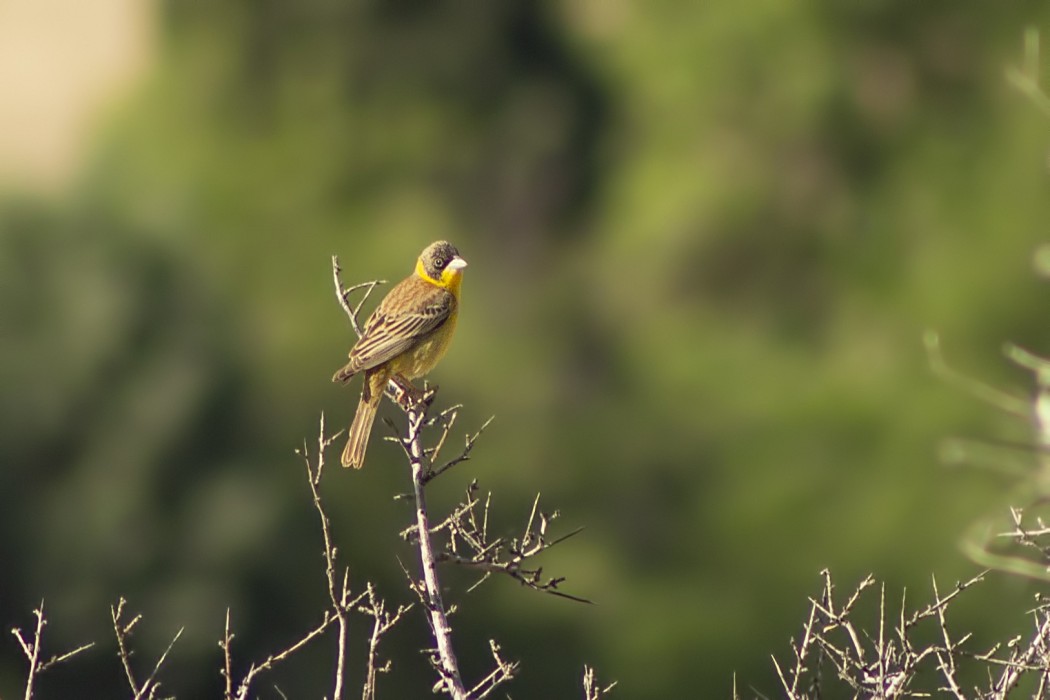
[333,241,467,468]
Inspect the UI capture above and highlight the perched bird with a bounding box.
[333,241,467,468]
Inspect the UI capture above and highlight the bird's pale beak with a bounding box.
[447,256,468,271]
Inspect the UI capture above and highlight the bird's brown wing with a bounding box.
[346,280,454,373]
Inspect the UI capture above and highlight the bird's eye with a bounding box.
[435,259,446,269]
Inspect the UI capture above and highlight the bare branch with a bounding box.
[420,482,592,604]
[37,641,96,673]
[142,628,184,698]
[425,414,495,483]
[331,255,385,337]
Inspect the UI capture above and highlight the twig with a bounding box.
[424,404,463,464]
[903,571,986,629]
[989,601,1050,696]
[331,255,385,338]
[143,629,184,699]
[14,602,44,700]
[468,640,519,699]
[932,576,967,700]
[220,609,234,700]
[583,664,617,700]
[426,415,496,484]
[233,611,338,700]
[426,482,591,603]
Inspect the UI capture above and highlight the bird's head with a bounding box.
[416,240,467,287]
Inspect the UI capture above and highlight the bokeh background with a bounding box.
[4,1,1050,697]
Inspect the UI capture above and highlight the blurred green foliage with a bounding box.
[5,1,1050,697]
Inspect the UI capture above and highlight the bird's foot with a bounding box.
[390,375,435,411]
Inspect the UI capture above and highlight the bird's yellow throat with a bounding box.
[415,257,464,295]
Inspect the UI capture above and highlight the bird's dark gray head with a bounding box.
[418,241,466,280]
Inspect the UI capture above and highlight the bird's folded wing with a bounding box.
[349,293,453,370]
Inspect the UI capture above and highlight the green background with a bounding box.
[4,2,1050,697]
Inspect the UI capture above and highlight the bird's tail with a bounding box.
[341,371,385,468]
[332,361,357,384]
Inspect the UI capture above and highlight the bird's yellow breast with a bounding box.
[388,306,459,379]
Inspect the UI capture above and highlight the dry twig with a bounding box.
[431,485,591,604]
[468,640,520,700]
[331,254,385,338]
[583,664,618,700]
[231,610,336,700]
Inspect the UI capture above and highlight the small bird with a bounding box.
[333,241,467,468]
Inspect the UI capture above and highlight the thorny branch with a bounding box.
[390,400,588,603]
[764,568,1050,699]
[431,484,591,604]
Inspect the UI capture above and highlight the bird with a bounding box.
[333,240,467,468]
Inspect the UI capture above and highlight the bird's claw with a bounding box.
[390,375,437,411]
